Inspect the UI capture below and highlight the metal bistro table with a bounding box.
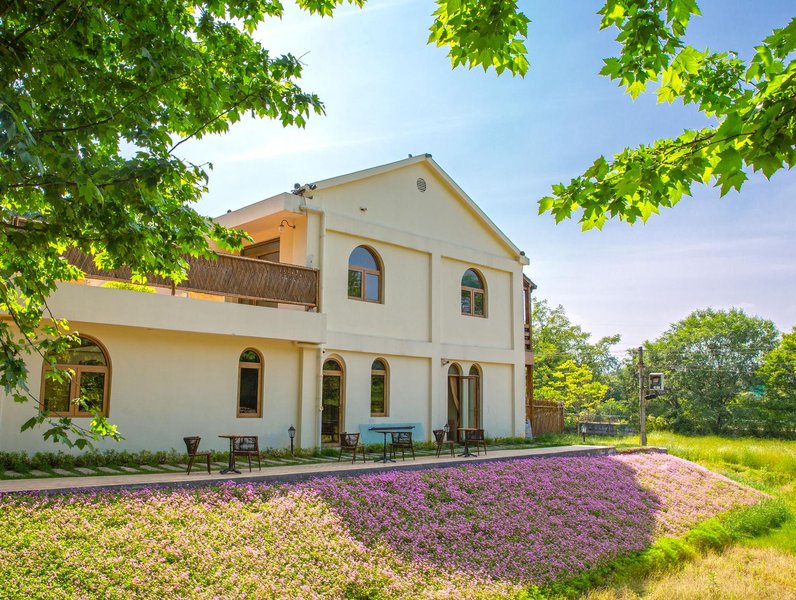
[218,434,243,474]
[457,427,478,457]
[369,425,415,463]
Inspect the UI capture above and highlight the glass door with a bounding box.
[322,359,344,444]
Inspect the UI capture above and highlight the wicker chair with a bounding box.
[389,431,415,461]
[464,429,487,455]
[433,429,455,457]
[232,436,261,472]
[183,436,211,475]
[338,432,366,463]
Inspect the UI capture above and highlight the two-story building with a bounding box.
[0,154,533,453]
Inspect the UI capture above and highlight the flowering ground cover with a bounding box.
[0,453,764,599]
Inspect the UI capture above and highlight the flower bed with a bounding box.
[0,454,764,599]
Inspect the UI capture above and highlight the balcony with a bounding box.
[64,248,319,309]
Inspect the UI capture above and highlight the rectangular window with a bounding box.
[461,290,471,314]
[370,374,385,415]
[79,372,106,413]
[43,376,71,413]
[348,270,362,298]
[365,273,380,302]
[474,292,485,316]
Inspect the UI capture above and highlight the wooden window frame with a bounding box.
[370,358,389,417]
[461,269,487,318]
[348,246,383,304]
[40,336,111,418]
[237,349,263,418]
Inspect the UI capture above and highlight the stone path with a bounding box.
[0,445,614,494]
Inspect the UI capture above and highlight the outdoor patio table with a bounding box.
[368,426,415,463]
[218,435,243,474]
[457,428,478,457]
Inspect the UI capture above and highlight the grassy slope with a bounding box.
[549,432,796,599]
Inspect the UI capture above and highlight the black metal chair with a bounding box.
[183,436,211,475]
[232,436,261,472]
[339,432,366,463]
[389,431,415,460]
[465,429,487,455]
[433,429,455,457]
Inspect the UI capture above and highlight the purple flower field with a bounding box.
[0,453,764,599]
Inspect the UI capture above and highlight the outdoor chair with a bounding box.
[339,432,367,463]
[232,436,261,472]
[433,429,456,457]
[464,429,487,455]
[389,431,415,461]
[183,436,211,475]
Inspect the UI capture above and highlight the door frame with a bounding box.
[321,357,345,445]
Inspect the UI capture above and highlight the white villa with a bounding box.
[0,155,535,454]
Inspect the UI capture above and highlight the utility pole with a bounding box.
[638,346,647,446]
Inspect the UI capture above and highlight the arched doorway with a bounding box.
[447,363,482,440]
[322,358,344,444]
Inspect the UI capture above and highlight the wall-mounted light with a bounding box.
[441,358,450,366]
[278,219,296,233]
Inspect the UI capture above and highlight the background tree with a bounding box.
[755,327,796,435]
[539,1,795,229]
[535,359,611,420]
[533,298,621,391]
[642,308,779,434]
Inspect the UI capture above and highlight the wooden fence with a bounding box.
[529,399,564,435]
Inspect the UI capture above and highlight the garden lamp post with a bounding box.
[288,425,296,456]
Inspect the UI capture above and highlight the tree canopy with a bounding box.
[532,298,620,419]
[538,1,796,229]
[755,327,796,433]
[641,308,779,434]
[536,359,611,419]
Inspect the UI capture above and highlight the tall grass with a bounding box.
[648,432,796,485]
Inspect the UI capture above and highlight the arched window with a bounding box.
[348,246,382,303]
[461,268,486,317]
[238,349,263,417]
[41,336,110,417]
[370,358,389,416]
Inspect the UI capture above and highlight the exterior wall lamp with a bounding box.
[288,425,296,455]
[278,219,296,233]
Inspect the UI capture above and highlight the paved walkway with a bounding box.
[0,445,612,495]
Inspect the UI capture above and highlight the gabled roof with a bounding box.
[295,154,529,265]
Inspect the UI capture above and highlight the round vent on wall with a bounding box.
[416,178,427,192]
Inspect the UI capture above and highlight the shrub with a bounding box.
[100,281,156,293]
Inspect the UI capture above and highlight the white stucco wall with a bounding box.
[0,323,317,454]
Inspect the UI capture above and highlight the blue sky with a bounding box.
[181,0,795,348]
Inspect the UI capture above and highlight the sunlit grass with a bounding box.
[583,546,796,600]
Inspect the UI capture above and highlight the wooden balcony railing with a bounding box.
[64,248,319,309]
